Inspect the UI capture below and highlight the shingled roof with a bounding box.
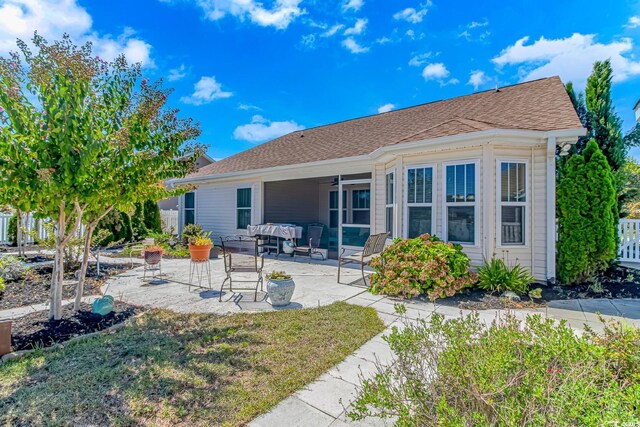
[192,76,581,178]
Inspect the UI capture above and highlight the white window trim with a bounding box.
[329,189,347,228]
[442,159,480,247]
[403,163,437,239]
[385,168,396,238]
[496,158,530,248]
[236,186,253,230]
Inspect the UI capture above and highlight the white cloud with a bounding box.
[0,0,154,66]
[626,16,640,28]
[238,103,261,111]
[342,37,369,53]
[493,33,640,86]
[468,20,488,28]
[233,115,304,142]
[377,103,394,113]
[321,24,344,37]
[422,63,449,80]
[343,18,367,36]
[168,64,187,81]
[299,33,316,48]
[468,70,488,90]
[180,76,232,105]
[376,36,391,44]
[393,5,429,24]
[409,52,431,66]
[194,0,305,30]
[342,0,363,12]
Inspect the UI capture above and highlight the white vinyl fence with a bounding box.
[619,219,640,262]
[160,210,179,234]
[0,213,54,245]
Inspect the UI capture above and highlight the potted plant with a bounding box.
[265,271,295,307]
[142,245,163,265]
[189,234,213,262]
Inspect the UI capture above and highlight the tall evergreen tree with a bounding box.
[143,199,162,234]
[557,140,617,284]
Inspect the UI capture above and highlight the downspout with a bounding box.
[546,136,556,282]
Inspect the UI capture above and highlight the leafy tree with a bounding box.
[620,157,640,218]
[0,34,201,318]
[143,199,162,234]
[557,140,617,284]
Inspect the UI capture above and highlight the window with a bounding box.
[386,171,395,236]
[499,161,526,245]
[329,190,347,228]
[351,189,370,224]
[406,166,433,238]
[445,163,476,244]
[184,192,195,226]
[236,188,252,229]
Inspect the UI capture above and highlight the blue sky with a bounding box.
[1,0,640,160]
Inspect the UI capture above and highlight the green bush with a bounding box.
[0,255,26,281]
[477,257,534,295]
[143,199,162,234]
[557,139,617,284]
[7,214,17,245]
[130,203,148,241]
[0,277,4,294]
[349,312,640,426]
[181,223,203,246]
[369,234,477,300]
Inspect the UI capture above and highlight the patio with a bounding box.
[101,254,373,315]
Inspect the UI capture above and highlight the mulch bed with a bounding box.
[9,301,142,351]
[0,262,137,310]
[435,264,640,310]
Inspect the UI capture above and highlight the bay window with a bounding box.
[445,163,476,244]
[406,166,434,238]
[499,161,526,245]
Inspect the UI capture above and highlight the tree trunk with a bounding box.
[74,223,95,311]
[50,209,66,320]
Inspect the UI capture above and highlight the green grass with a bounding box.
[0,302,384,426]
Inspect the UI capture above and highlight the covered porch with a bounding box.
[260,173,373,260]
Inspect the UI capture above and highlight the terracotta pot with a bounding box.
[144,250,163,265]
[189,244,212,262]
[0,321,11,356]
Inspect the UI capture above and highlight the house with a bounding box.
[634,98,640,122]
[173,77,585,281]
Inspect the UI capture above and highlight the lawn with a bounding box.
[0,302,384,426]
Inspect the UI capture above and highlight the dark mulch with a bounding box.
[434,264,640,310]
[0,263,137,311]
[9,301,142,351]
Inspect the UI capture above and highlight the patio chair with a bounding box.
[337,232,389,286]
[294,225,325,262]
[220,236,264,302]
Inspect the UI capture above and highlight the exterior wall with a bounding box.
[371,141,549,281]
[181,178,262,239]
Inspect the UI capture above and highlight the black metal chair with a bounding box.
[337,232,389,285]
[220,236,264,301]
[294,225,325,262]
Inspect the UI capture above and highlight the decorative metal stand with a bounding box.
[189,260,211,290]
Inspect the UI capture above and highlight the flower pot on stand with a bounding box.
[0,321,11,356]
[266,277,296,307]
[144,249,163,265]
[189,244,212,262]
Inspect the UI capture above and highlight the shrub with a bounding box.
[7,214,17,245]
[181,223,203,245]
[349,312,640,426]
[369,234,476,300]
[0,256,26,281]
[130,203,148,241]
[0,277,4,294]
[557,139,617,284]
[143,199,162,234]
[476,257,534,295]
[266,271,292,280]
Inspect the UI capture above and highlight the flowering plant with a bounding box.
[369,234,477,300]
[143,245,164,254]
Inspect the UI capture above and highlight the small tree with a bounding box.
[143,199,162,234]
[557,140,617,284]
[131,203,148,241]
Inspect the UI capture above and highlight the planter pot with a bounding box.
[282,241,294,254]
[0,321,11,356]
[189,244,212,262]
[267,278,295,307]
[143,250,163,265]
